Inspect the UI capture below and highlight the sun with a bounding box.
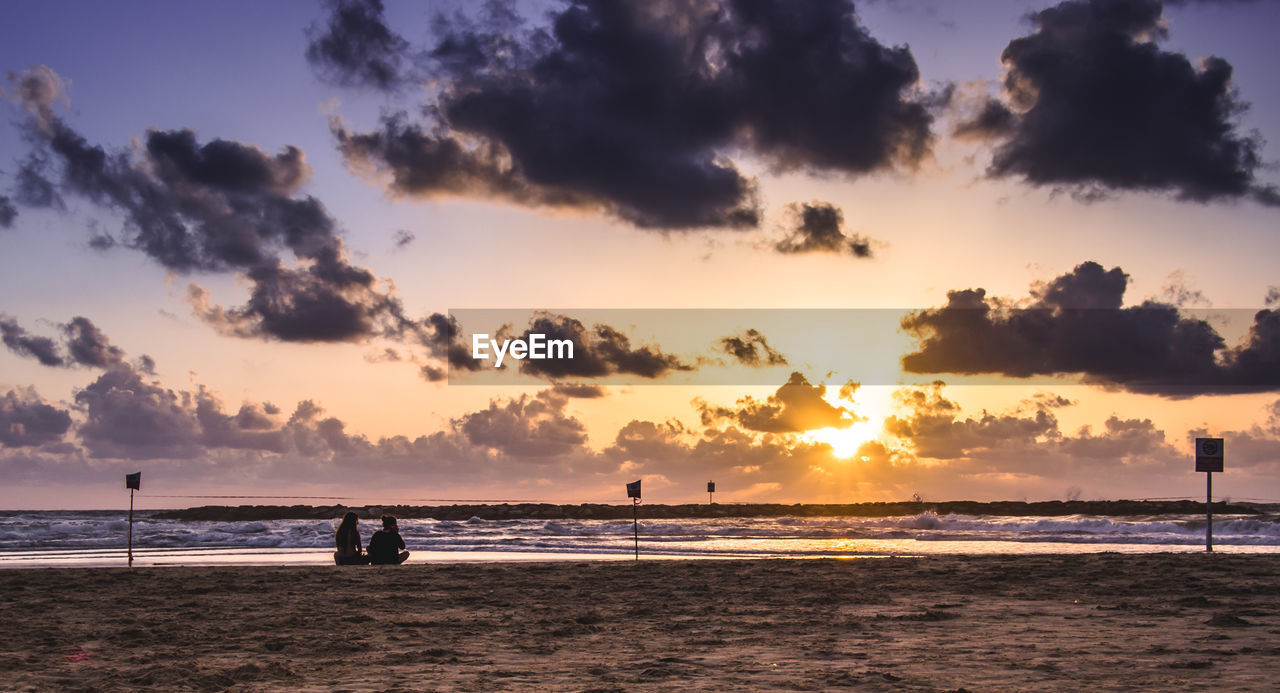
[800,384,894,459]
[802,420,882,459]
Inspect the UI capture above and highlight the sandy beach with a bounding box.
[2,554,1279,691]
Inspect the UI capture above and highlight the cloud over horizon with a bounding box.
[0,360,1258,503]
[698,372,860,434]
[0,387,72,448]
[902,261,1280,395]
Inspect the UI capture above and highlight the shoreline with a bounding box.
[4,554,1279,690]
[6,543,1280,570]
[144,498,1274,522]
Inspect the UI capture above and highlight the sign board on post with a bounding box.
[1194,438,1224,553]
[1195,437,1224,473]
[125,471,140,567]
[625,480,641,560]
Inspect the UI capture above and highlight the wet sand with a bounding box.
[2,554,1279,691]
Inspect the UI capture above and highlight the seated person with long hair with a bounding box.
[367,515,410,565]
[334,512,368,565]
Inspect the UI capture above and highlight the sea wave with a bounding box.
[1,510,1278,554]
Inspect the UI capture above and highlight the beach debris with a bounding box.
[1205,613,1255,627]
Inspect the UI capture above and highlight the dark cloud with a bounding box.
[902,261,1280,395]
[71,363,373,461]
[187,251,410,343]
[774,202,873,257]
[0,196,15,228]
[0,388,72,447]
[1,315,65,367]
[718,328,787,367]
[968,0,1277,204]
[365,312,495,382]
[698,372,858,433]
[5,65,412,344]
[331,0,937,230]
[1225,307,1280,390]
[43,125,321,273]
[195,389,290,454]
[135,354,157,375]
[305,0,413,91]
[1058,415,1169,460]
[75,364,205,459]
[61,317,124,368]
[419,365,447,382]
[419,312,484,376]
[332,112,763,230]
[515,313,693,380]
[0,314,123,368]
[952,98,1016,140]
[38,371,611,487]
[453,389,588,458]
[551,383,608,399]
[1164,0,1264,5]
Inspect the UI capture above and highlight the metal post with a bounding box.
[632,498,639,560]
[1206,471,1213,553]
[128,488,135,567]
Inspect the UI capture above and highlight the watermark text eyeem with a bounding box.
[471,333,574,368]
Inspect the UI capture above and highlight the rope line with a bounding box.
[141,495,352,500]
[138,494,1280,504]
[140,494,584,503]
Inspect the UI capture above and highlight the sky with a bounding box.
[1,0,1279,509]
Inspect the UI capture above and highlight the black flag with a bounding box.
[125,472,141,490]
[626,479,641,499]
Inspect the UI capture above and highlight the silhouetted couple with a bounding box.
[334,512,410,565]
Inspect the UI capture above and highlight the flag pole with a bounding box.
[625,479,641,560]
[128,487,134,568]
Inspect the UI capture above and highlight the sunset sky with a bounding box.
[2,0,1279,509]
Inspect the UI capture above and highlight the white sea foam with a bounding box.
[2,510,1279,562]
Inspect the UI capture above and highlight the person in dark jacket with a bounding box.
[367,515,410,565]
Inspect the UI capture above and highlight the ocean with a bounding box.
[3,509,1280,567]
